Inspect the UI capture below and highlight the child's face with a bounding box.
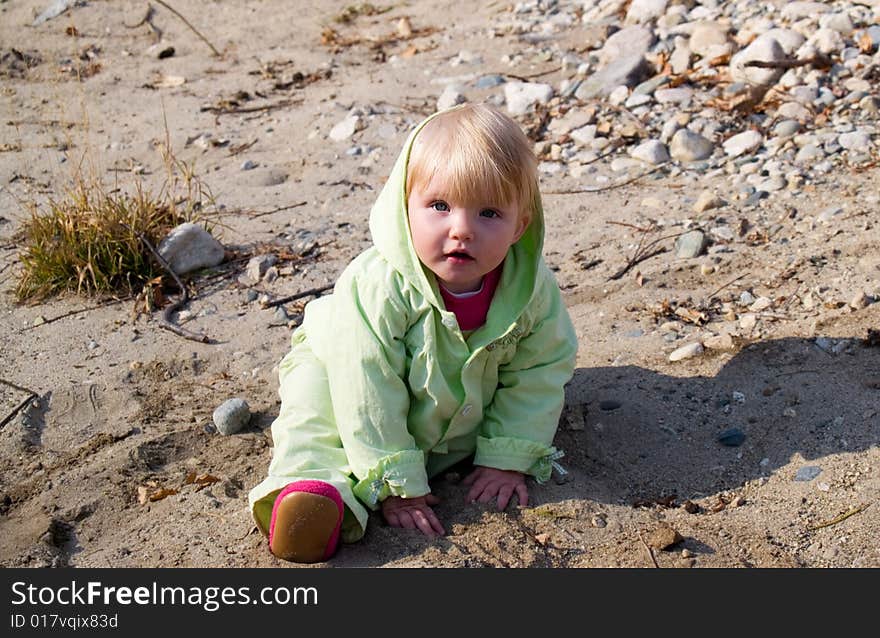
[407,177,528,294]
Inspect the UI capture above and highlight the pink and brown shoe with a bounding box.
[268,480,344,563]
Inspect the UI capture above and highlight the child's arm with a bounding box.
[307,254,432,508]
[474,265,578,484]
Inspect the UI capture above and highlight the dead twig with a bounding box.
[544,164,667,195]
[20,298,127,332]
[261,283,335,309]
[637,530,660,568]
[0,379,39,431]
[808,503,872,531]
[744,55,832,71]
[247,201,307,219]
[706,273,750,301]
[199,97,302,117]
[607,230,682,281]
[606,220,656,233]
[153,0,221,57]
[129,227,213,343]
[227,139,257,157]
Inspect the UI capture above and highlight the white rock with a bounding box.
[625,0,668,24]
[781,2,831,21]
[504,81,554,115]
[817,206,843,224]
[599,25,656,65]
[329,115,360,141]
[670,129,714,161]
[689,22,732,59]
[655,87,693,104]
[570,124,598,146]
[694,190,725,213]
[808,28,845,54]
[748,296,772,312]
[630,139,670,164]
[730,36,787,87]
[157,223,225,276]
[762,28,806,55]
[850,291,871,309]
[819,13,854,35]
[723,130,763,158]
[437,84,466,111]
[739,313,758,331]
[839,131,872,152]
[669,342,704,361]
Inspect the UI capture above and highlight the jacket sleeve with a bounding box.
[313,258,430,509]
[475,271,578,483]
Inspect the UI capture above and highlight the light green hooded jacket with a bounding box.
[249,111,578,540]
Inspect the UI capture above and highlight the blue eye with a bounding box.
[480,209,499,218]
[430,201,449,212]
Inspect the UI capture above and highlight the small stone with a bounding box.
[669,129,714,162]
[689,22,732,59]
[591,515,607,528]
[730,35,787,87]
[240,159,257,171]
[693,190,724,213]
[475,74,505,89]
[703,333,734,350]
[700,263,715,276]
[669,342,703,361]
[246,254,278,282]
[270,306,289,326]
[329,115,360,142]
[850,291,870,309]
[599,400,621,411]
[748,296,772,312]
[87,339,99,350]
[682,500,700,514]
[681,549,693,559]
[838,131,871,152]
[158,223,225,276]
[437,84,466,111]
[718,428,746,447]
[630,139,670,164]
[723,130,763,158]
[246,290,259,303]
[730,495,746,508]
[646,522,683,550]
[739,313,757,331]
[575,55,652,100]
[212,398,251,435]
[794,466,822,482]
[504,81,554,115]
[674,230,707,258]
[817,206,843,224]
[773,120,801,138]
[137,486,150,505]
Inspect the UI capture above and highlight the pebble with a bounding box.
[817,206,843,224]
[575,55,651,99]
[723,130,764,158]
[645,522,683,550]
[329,115,360,142]
[437,84,466,111]
[748,296,772,312]
[504,81,553,115]
[703,333,734,350]
[157,223,225,276]
[850,291,870,309]
[718,428,746,447]
[669,129,714,162]
[693,190,724,213]
[246,255,278,283]
[212,398,251,435]
[240,159,257,171]
[630,139,669,164]
[838,131,872,152]
[674,230,707,258]
[794,466,822,482]
[739,313,758,331]
[730,35,787,87]
[669,341,703,361]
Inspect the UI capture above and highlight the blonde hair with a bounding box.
[406,103,538,223]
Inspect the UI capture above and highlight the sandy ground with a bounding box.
[0,0,878,568]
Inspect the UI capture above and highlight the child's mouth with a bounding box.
[445,251,474,262]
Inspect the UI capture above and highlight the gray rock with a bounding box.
[599,26,656,65]
[817,206,843,224]
[730,36,787,88]
[212,398,251,435]
[632,74,669,96]
[723,130,763,158]
[570,124,598,146]
[270,306,289,326]
[33,0,75,25]
[839,131,872,152]
[669,341,704,361]
[475,74,505,89]
[781,2,831,21]
[625,0,668,24]
[689,22,732,59]
[757,176,786,192]
[630,139,670,164]
[437,84,466,111]
[794,466,822,482]
[157,223,225,276]
[670,129,714,161]
[655,87,693,104]
[575,55,652,99]
[240,159,257,171]
[762,28,806,55]
[773,120,801,138]
[504,81,554,115]
[246,254,278,282]
[675,230,707,258]
[795,144,825,164]
[329,115,360,142]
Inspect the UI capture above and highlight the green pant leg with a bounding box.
[248,334,368,543]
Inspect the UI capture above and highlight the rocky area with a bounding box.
[0,0,878,568]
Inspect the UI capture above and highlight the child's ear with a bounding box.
[512,215,530,243]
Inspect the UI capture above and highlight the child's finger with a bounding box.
[515,483,528,507]
[496,484,514,510]
[425,493,441,505]
[461,469,480,486]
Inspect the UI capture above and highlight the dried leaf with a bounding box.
[397,17,413,38]
[858,31,875,54]
[634,270,644,287]
[184,473,222,491]
[149,487,178,502]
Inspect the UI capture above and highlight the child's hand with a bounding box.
[463,466,528,510]
[381,494,445,537]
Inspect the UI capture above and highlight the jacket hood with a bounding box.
[368,107,546,321]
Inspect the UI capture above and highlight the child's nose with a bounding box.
[449,212,474,240]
